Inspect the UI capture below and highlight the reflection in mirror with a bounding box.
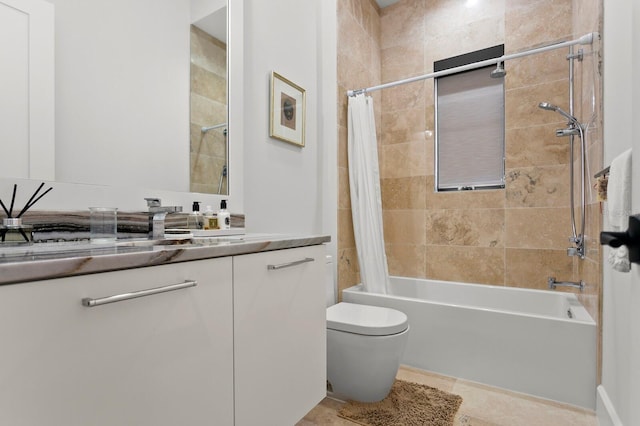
[190,6,228,195]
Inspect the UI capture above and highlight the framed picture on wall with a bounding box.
[270,71,306,147]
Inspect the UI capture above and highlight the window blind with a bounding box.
[435,66,505,191]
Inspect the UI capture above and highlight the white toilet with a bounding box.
[324,256,409,403]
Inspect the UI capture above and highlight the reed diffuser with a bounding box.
[0,183,53,245]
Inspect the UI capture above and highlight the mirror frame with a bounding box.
[227,0,244,212]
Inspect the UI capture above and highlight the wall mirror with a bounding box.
[1,0,230,199]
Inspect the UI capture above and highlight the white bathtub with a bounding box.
[342,276,596,409]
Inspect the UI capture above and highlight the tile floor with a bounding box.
[297,365,597,426]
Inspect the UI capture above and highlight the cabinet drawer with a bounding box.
[0,258,234,426]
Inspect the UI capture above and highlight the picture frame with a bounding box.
[270,71,306,147]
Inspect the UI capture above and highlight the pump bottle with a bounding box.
[218,200,231,230]
[188,201,204,230]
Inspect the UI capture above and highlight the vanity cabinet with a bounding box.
[0,242,328,426]
[233,245,327,426]
[0,258,234,426]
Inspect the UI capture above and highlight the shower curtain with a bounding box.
[347,94,390,294]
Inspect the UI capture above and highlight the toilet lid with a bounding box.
[327,302,408,336]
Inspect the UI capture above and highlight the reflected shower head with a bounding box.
[490,62,506,78]
[538,102,579,124]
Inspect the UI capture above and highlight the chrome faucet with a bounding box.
[548,277,584,291]
[144,198,183,239]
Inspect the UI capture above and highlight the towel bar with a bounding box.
[594,166,610,178]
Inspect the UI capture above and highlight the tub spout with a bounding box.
[548,277,584,291]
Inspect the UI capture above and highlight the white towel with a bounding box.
[606,148,632,272]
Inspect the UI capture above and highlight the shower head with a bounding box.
[538,102,557,111]
[538,102,579,124]
[490,62,506,78]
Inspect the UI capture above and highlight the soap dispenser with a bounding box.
[188,201,204,230]
[218,200,231,230]
[203,205,217,230]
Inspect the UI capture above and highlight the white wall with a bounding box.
[191,0,225,23]
[49,0,191,192]
[319,0,338,283]
[242,0,334,238]
[598,0,640,425]
[2,0,337,239]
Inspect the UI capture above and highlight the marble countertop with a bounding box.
[0,233,331,286]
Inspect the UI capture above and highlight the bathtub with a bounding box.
[342,276,596,409]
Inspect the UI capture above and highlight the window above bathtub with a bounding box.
[434,45,505,192]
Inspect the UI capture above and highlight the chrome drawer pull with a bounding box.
[82,280,197,307]
[267,257,315,270]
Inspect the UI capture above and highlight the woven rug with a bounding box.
[338,379,463,426]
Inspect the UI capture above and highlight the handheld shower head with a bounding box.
[538,102,557,111]
[537,102,579,125]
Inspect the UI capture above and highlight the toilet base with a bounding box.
[327,326,409,403]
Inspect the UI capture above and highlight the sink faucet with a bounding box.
[145,198,183,239]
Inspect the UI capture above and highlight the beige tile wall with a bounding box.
[337,0,602,324]
[190,26,228,194]
[338,0,603,381]
[337,0,602,381]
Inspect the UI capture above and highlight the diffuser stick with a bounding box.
[16,182,44,218]
[17,227,30,243]
[8,184,17,217]
[0,199,9,217]
[17,186,52,218]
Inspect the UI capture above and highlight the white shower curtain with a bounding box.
[347,94,390,295]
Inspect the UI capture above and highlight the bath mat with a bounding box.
[338,379,463,426]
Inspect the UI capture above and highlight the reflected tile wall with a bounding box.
[189,26,227,194]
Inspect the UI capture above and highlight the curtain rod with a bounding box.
[347,32,598,97]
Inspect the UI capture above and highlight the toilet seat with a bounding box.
[327,302,408,336]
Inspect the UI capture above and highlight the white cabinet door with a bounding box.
[0,258,234,426]
[0,0,54,180]
[233,245,326,426]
